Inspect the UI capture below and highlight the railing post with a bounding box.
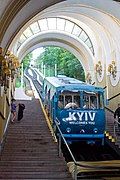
[58,134,62,157]
[74,163,77,180]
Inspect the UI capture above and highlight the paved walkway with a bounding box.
[14,87,32,100]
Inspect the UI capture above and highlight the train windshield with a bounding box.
[83,91,104,109]
[58,90,104,109]
[58,92,80,109]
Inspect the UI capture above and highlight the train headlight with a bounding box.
[93,128,98,133]
[80,129,85,133]
[66,127,71,133]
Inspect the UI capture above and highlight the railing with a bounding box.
[114,119,120,140]
[54,119,120,180]
[108,92,120,102]
[105,106,114,114]
[105,107,119,140]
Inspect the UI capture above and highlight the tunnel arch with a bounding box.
[0,0,119,112]
[17,31,95,82]
[7,1,120,88]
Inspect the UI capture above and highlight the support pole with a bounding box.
[21,63,23,88]
[55,64,57,76]
[41,62,43,74]
[43,64,46,77]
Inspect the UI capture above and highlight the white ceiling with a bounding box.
[0,0,120,85]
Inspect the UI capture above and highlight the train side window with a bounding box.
[58,95,64,109]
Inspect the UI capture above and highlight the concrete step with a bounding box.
[0,99,72,180]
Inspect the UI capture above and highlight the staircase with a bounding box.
[0,99,72,179]
[105,110,120,155]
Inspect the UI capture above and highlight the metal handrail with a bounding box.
[105,106,114,114]
[108,92,120,101]
[114,119,120,139]
[105,107,118,139]
[54,119,120,180]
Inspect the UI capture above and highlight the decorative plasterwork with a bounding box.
[108,60,119,86]
[95,61,104,82]
[108,61,117,80]
[0,47,20,93]
[86,72,92,84]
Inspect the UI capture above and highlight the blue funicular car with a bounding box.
[42,75,106,145]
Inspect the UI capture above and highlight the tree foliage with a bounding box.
[36,46,85,81]
[22,53,32,70]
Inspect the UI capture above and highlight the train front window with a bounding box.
[90,95,97,109]
[65,95,80,109]
[83,95,89,109]
[74,95,80,107]
[58,92,80,109]
[65,95,72,106]
[83,91,104,109]
[83,92,97,109]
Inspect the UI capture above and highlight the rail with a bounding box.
[105,107,119,140]
[105,106,114,114]
[108,92,120,101]
[54,119,120,179]
[114,119,120,139]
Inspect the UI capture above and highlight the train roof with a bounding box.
[44,76,104,92]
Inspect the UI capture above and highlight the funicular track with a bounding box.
[25,68,120,179]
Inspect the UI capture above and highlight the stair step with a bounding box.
[0,172,71,179]
[0,99,72,179]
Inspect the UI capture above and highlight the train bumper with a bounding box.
[63,134,104,138]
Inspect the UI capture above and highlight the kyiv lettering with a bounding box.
[63,111,96,122]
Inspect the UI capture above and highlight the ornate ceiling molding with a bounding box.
[0,0,30,44]
[0,0,65,54]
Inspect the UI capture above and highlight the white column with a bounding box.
[49,66,51,77]
[55,64,57,76]
[21,63,23,87]
[43,64,46,77]
[41,62,43,74]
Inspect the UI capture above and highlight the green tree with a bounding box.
[36,46,85,81]
[22,53,32,70]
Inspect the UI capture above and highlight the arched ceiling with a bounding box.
[0,0,120,85]
[14,17,94,56]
